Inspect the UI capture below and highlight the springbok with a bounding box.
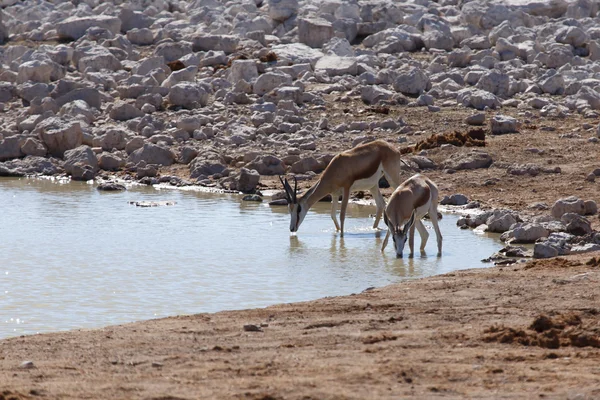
[279,140,406,236]
[381,173,443,258]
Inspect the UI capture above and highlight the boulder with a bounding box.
[59,100,96,125]
[361,85,394,105]
[456,88,501,110]
[393,67,430,95]
[167,83,209,108]
[503,223,549,243]
[268,0,298,21]
[235,168,260,193]
[20,138,47,157]
[551,196,585,218]
[34,117,83,157]
[109,101,144,121]
[253,71,293,96]
[0,135,25,161]
[161,66,198,89]
[486,210,517,233]
[440,194,469,206]
[229,60,258,84]
[56,16,121,41]
[314,56,358,77]
[291,157,324,174]
[298,18,334,48]
[491,115,520,135]
[444,150,493,170]
[127,28,155,46]
[98,152,126,171]
[17,60,62,84]
[244,155,285,175]
[92,127,130,151]
[63,145,99,181]
[192,35,239,54]
[128,143,175,166]
[561,213,592,236]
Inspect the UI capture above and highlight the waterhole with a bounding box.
[0,177,501,338]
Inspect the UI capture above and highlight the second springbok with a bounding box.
[280,140,406,236]
[381,173,443,258]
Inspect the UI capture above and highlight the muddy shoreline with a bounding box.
[2,254,600,399]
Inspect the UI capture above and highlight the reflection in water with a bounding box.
[0,177,503,339]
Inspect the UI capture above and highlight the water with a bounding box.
[0,177,502,339]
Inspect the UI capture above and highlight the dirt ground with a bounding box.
[3,102,600,399]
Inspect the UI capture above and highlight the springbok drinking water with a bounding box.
[381,174,443,258]
[280,140,408,236]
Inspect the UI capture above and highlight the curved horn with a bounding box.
[279,176,293,203]
[400,158,413,170]
[293,176,298,203]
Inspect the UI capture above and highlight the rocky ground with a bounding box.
[2,0,600,397]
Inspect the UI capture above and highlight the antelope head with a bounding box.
[383,210,416,258]
[279,176,310,233]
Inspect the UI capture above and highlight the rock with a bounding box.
[20,137,47,157]
[584,200,597,215]
[127,28,154,46]
[268,0,298,21]
[64,145,99,181]
[17,60,62,84]
[323,37,355,57]
[92,127,130,151]
[97,182,126,191]
[552,196,585,218]
[561,213,592,236]
[456,88,501,110]
[571,243,600,254]
[298,18,334,48]
[161,66,198,89]
[189,155,227,179]
[137,164,158,179]
[59,100,96,125]
[361,85,393,105]
[56,16,121,41]
[491,115,520,135]
[191,35,239,54]
[440,194,468,206]
[314,56,358,77]
[503,223,549,244]
[393,67,430,95]
[128,143,175,166]
[153,42,193,63]
[242,194,263,202]
[109,101,144,121]
[229,60,258,84]
[486,210,517,233]
[253,71,293,96]
[444,150,493,170]
[291,157,324,174]
[167,83,209,109]
[235,168,260,193]
[34,117,83,157]
[244,155,285,175]
[55,88,102,109]
[98,152,126,171]
[533,242,559,259]
[465,113,485,126]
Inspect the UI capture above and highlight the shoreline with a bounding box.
[2,253,600,398]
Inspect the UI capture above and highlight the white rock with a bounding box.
[253,71,293,96]
[127,28,155,46]
[322,37,355,57]
[17,60,63,84]
[109,101,144,121]
[505,223,549,244]
[161,66,198,88]
[92,127,131,151]
[272,43,324,66]
[59,100,96,125]
[192,35,239,54]
[298,18,334,49]
[552,196,586,218]
[538,70,565,95]
[63,145,98,180]
[314,56,358,77]
[486,210,517,233]
[362,27,420,53]
[34,117,83,157]
[268,0,298,21]
[153,41,192,63]
[98,152,126,171]
[393,67,430,95]
[456,88,501,110]
[361,85,394,105]
[229,60,258,84]
[128,143,175,166]
[167,82,209,108]
[476,70,509,98]
[56,16,121,41]
[491,115,520,135]
[200,50,228,67]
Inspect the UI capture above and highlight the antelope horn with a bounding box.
[279,176,293,203]
[293,176,298,203]
[400,158,413,170]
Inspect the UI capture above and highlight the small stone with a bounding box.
[243,324,263,332]
[20,361,35,369]
[242,194,263,202]
[97,182,126,191]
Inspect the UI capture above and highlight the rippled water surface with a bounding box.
[0,177,502,338]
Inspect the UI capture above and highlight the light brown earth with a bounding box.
[3,102,600,399]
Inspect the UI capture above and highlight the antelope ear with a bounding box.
[402,210,416,233]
